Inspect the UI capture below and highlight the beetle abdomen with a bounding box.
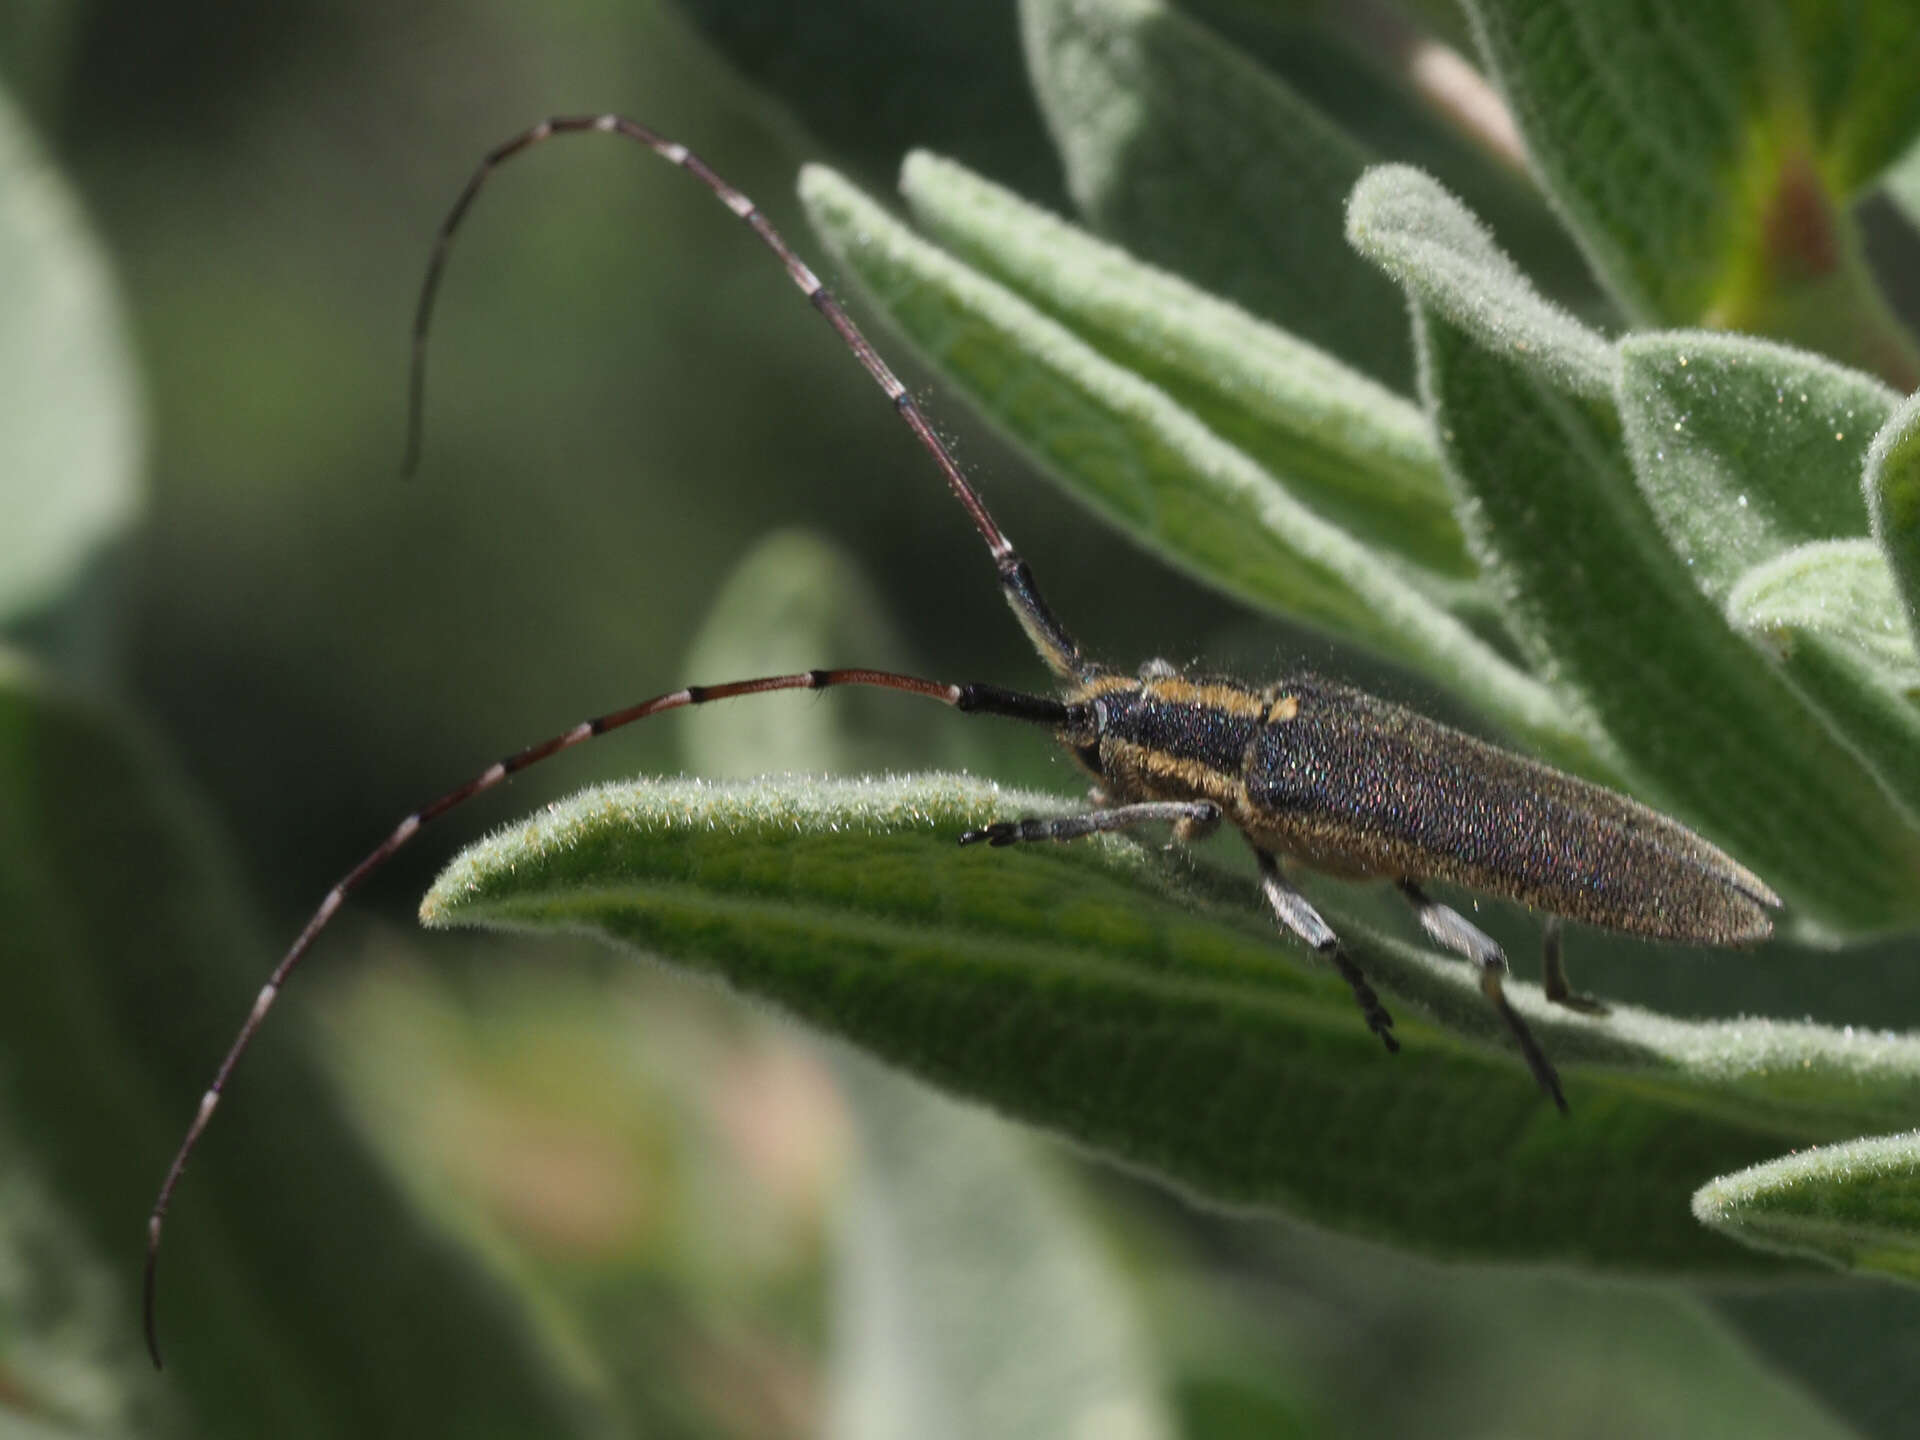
[1242,676,1779,944]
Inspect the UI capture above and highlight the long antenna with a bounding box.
[405,116,1086,679]
[407,116,1012,550]
[142,671,1065,1366]
[148,117,1102,1367]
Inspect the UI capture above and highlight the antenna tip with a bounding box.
[143,1217,166,1369]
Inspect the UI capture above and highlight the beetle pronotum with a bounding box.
[144,114,1782,1366]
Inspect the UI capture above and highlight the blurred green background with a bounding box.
[3,1,1917,1435]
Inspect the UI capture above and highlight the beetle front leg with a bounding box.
[1396,881,1567,1113]
[1257,852,1398,1054]
[959,800,1220,848]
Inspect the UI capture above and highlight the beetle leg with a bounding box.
[1397,881,1566,1113]
[1540,916,1610,1015]
[959,800,1220,848]
[1258,852,1398,1054]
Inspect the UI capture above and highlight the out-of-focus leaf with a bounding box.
[1695,1131,1920,1282]
[1730,540,1920,828]
[1882,137,1920,233]
[670,0,1062,205]
[1349,164,1920,935]
[1715,1281,1920,1440]
[1211,1216,1857,1439]
[897,151,1474,584]
[828,1060,1173,1440]
[317,947,843,1437]
[0,654,599,1437]
[1464,0,1920,385]
[1865,389,1920,649]
[1618,332,1892,598]
[0,88,141,628]
[0,1128,155,1439]
[1021,0,1412,389]
[426,772,1920,1274]
[800,163,1608,776]
[676,529,949,779]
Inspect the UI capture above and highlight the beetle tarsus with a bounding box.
[1399,881,1568,1112]
[1482,970,1568,1114]
[1541,916,1610,1015]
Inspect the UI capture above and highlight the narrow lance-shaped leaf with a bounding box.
[1020,0,1412,390]
[897,149,1475,588]
[424,773,1920,1274]
[799,164,1609,777]
[1348,164,1920,935]
[1729,541,1920,830]
[1464,0,1920,385]
[1694,1131,1920,1284]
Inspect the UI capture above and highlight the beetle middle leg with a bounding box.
[1396,881,1567,1112]
[1258,852,1398,1054]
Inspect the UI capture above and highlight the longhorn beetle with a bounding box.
[143,114,1783,1366]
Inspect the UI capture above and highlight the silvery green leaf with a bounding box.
[1020,0,1412,388]
[1465,0,1920,384]
[1350,164,1920,934]
[425,772,1920,1272]
[1730,540,1920,828]
[1618,331,1893,599]
[1695,1131,1920,1282]
[897,149,1474,586]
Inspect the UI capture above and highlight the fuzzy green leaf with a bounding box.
[1020,0,1411,389]
[0,655,598,1436]
[1619,335,1920,819]
[1618,331,1892,598]
[1695,1131,1920,1282]
[1346,162,1615,400]
[1351,164,1920,935]
[425,773,1920,1273]
[896,150,1473,585]
[830,1062,1173,1439]
[800,163,1607,775]
[0,89,142,627]
[1464,0,1920,384]
[1865,388,1920,650]
[1730,540,1920,828]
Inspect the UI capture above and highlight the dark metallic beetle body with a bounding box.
[1065,668,1775,946]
